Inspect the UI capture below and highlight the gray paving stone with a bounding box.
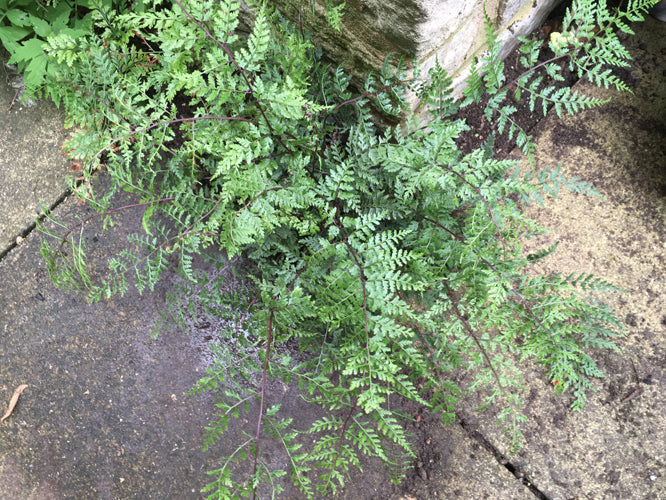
[1,56,70,256]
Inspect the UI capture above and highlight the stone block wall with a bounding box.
[274,0,563,109]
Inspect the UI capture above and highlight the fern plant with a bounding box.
[37,0,654,497]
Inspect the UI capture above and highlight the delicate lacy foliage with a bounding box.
[466,0,657,154]
[37,0,653,497]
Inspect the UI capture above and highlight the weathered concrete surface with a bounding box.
[0,182,531,496]
[457,15,666,500]
[0,179,222,498]
[382,422,534,499]
[275,0,561,106]
[0,54,70,256]
[0,188,535,499]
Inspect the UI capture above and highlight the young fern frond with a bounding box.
[472,0,656,154]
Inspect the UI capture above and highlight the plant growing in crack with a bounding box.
[35,0,655,497]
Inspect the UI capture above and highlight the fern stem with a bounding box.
[56,197,175,252]
[444,283,506,397]
[173,0,292,154]
[252,308,274,499]
[340,232,372,379]
[498,53,569,95]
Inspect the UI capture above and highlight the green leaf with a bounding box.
[29,14,52,38]
[8,37,46,64]
[49,2,74,31]
[22,51,47,89]
[142,204,155,236]
[0,25,30,44]
[5,9,31,26]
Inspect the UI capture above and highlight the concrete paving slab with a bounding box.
[0,181,533,497]
[0,179,223,498]
[0,52,71,257]
[385,421,533,499]
[0,179,535,498]
[457,15,666,500]
[0,89,530,498]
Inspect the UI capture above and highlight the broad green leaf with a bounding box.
[5,9,31,26]
[29,14,52,38]
[8,37,45,64]
[0,25,30,43]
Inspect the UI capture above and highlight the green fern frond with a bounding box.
[34,0,643,495]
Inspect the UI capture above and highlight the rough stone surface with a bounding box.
[275,0,562,107]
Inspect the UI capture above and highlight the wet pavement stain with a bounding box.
[0,184,220,499]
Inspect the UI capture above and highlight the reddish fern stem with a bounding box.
[57,197,175,252]
[173,0,291,155]
[252,308,274,499]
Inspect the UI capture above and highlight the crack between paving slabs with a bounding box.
[458,417,550,500]
[0,186,73,262]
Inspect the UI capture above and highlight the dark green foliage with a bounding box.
[35,0,656,497]
[0,0,142,96]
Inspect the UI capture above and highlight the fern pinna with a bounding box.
[37,0,656,496]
